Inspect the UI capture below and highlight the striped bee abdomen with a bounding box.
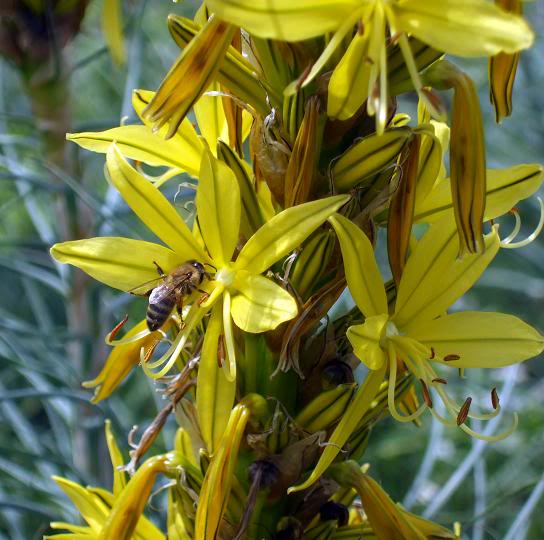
[146,295,175,331]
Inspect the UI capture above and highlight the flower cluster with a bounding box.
[48,1,543,538]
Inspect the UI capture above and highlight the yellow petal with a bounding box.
[195,404,250,540]
[143,16,235,138]
[196,147,241,264]
[106,145,207,261]
[104,421,127,496]
[67,124,200,178]
[414,164,544,223]
[347,315,389,370]
[98,454,176,540]
[230,271,298,332]
[206,0,361,41]
[83,320,161,403]
[196,304,236,452]
[52,476,109,531]
[409,311,544,368]
[101,0,125,65]
[329,214,387,317]
[132,89,204,164]
[394,217,500,332]
[50,237,180,292]
[288,364,386,493]
[235,195,350,274]
[328,16,373,120]
[394,0,534,57]
[194,82,228,151]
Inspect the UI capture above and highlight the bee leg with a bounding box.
[153,261,166,278]
[197,289,210,305]
[176,299,186,330]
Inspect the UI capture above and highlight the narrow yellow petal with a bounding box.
[288,364,386,493]
[329,213,388,318]
[104,420,127,496]
[394,218,500,332]
[101,0,125,65]
[52,476,110,531]
[235,195,349,274]
[414,164,544,223]
[50,237,180,292]
[206,0,361,41]
[143,16,235,138]
[67,125,200,177]
[394,0,534,57]
[231,271,298,332]
[194,82,227,151]
[196,304,236,452]
[409,311,544,368]
[106,145,207,261]
[196,147,241,264]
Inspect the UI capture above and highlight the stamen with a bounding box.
[456,397,472,426]
[430,347,435,359]
[107,314,129,341]
[432,377,447,385]
[500,197,544,249]
[459,413,518,442]
[143,340,160,363]
[387,344,427,423]
[491,387,500,410]
[420,378,433,408]
[222,292,237,382]
[444,354,460,362]
[105,326,151,346]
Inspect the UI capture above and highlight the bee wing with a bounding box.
[149,282,178,304]
[127,276,163,296]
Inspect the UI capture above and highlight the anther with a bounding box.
[108,314,129,341]
[430,347,436,359]
[444,354,460,362]
[143,340,160,363]
[431,377,447,385]
[420,379,433,408]
[457,397,472,426]
[491,387,500,410]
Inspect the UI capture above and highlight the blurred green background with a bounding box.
[0,1,543,539]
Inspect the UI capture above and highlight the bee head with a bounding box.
[188,260,213,282]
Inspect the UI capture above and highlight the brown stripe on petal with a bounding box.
[420,379,433,408]
[491,387,500,410]
[457,397,472,426]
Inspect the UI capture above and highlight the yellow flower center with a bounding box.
[215,265,236,288]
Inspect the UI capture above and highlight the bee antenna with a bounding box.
[204,263,217,272]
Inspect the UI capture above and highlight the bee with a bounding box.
[137,261,212,331]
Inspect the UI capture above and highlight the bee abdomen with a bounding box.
[146,297,175,331]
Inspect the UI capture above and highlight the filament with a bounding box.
[500,197,544,249]
[106,327,151,346]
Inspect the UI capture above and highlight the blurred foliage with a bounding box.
[0,1,543,539]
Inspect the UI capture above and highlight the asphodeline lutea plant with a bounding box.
[48,0,544,538]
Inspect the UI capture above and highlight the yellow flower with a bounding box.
[46,422,165,540]
[51,145,349,382]
[291,212,543,493]
[331,212,543,429]
[207,0,533,131]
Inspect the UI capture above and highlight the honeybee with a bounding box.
[137,261,212,331]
